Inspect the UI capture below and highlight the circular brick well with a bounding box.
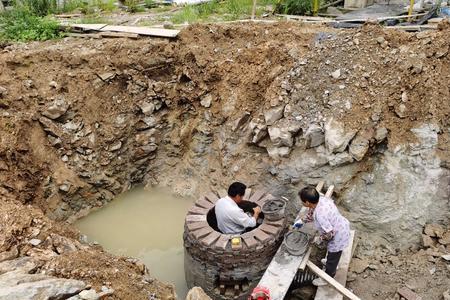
[183,190,287,300]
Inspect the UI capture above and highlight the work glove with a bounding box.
[292,219,303,230]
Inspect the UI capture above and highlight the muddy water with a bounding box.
[75,186,194,298]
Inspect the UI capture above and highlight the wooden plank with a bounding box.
[325,185,335,198]
[315,230,356,300]
[397,287,423,300]
[306,260,361,300]
[243,188,252,200]
[257,242,312,300]
[316,181,325,194]
[66,33,102,39]
[99,31,139,39]
[387,24,438,31]
[100,25,179,38]
[69,24,108,31]
[249,190,266,202]
[299,247,313,271]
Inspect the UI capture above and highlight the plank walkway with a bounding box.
[67,24,180,38]
[314,230,356,300]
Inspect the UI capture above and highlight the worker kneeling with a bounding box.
[215,182,261,234]
[295,186,350,287]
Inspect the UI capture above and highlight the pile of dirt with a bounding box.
[0,22,448,300]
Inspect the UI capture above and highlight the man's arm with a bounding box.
[230,207,259,228]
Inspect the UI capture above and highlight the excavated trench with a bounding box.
[0,22,449,300]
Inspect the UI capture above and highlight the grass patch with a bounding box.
[0,8,63,41]
[75,15,109,23]
[170,0,278,24]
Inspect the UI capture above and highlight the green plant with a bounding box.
[19,0,57,16]
[57,0,87,13]
[144,0,156,8]
[276,0,315,15]
[224,0,252,16]
[0,8,63,41]
[93,0,116,12]
[125,0,144,12]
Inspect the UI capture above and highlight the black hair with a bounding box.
[228,182,246,197]
[298,187,319,204]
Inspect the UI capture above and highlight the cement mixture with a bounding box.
[0,21,449,299]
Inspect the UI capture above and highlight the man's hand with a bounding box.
[253,206,261,219]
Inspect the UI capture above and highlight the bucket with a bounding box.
[261,199,286,221]
[283,231,309,256]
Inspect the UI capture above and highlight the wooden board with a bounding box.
[307,260,361,300]
[257,242,311,300]
[100,25,179,38]
[314,230,356,300]
[69,24,108,31]
[336,4,407,21]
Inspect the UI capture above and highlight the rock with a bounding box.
[98,72,115,81]
[267,146,291,159]
[163,21,174,29]
[422,234,437,248]
[29,239,42,246]
[443,290,450,300]
[304,124,324,148]
[136,116,157,130]
[395,103,407,118]
[42,97,69,120]
[134,144,158,159]
[331,69,341,79]
[441,254,450,261]
[401,91,408,102]
[0,247,18,263]
[138,101,155,115]
[376,36,385,44]
[79,289,99,300]
[108,141,122,152]
[135,129,158,146]
[0,270,86,300]
[264,106,284,126]
[349,133,370,161]
[0,86,7,97]
[200,94,213,108]
[268,126,293,147]
[424,224,445,238]
[249,119,268,144]
[439,231,450,245]
[350,258,369,274]
[328,152,354,167]
[324,118,357,153]
[51,234,79,254]
[0,257,37,274]
[375,127,388,143]
[186,287,212,300]
[232,112,251,132]
[49,81,58,88]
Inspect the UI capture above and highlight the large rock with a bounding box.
[349,130,372,161]
[268,126,293,147]
[328,152,354,167]
[424,224,445,238]
[42,96,69,120]
[186,287,212,300]
[264,106,284,126]
[304,124,324,148]
[0,270,86,300]
[324,118,357,153]
[267,146,291,159]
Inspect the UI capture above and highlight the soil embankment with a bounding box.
[0,22,449,299]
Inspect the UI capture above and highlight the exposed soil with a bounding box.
[0,21,449,299]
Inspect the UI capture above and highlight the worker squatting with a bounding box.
[215,182,351,287]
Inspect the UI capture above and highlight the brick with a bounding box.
[188,206,209,215]
[265,219,285,227]
[253,229,271,242]
[249,190,266,202]
[187,221,209,231]
[218,189,228,198]
[259,224,280,235]
[205,191,219,204]
[186,215,207,223]
[192,227,213,239]
[397,287,423,300]
[242,235,258,249]
[214,235,231,250]
[195,199,214,209]
[201,231,221,246]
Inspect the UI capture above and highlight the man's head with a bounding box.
[298,186,319,208]
[228,182,246,203]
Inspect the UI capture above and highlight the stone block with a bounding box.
[397,287,423,300]
[188,206,210,216]
[249,190,266,203]
[201,231,221,247]
[195,199,214,209]
[187,222,209,232]
[205,192,219,204]
[259,224,280,235]
[253,229,271,243]
[193,228,213,240]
